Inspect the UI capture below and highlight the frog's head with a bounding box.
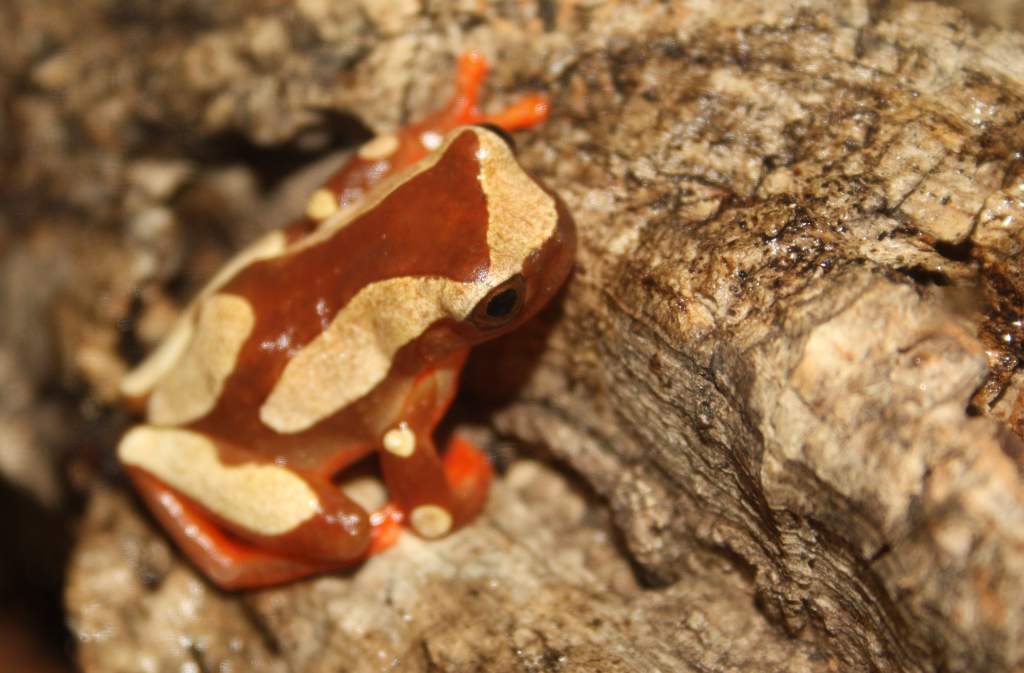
[438,125,576,345]
[254,126,575,434]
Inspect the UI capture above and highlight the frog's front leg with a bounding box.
[377,362,493,539]
[379,429,493,539]
[118,427,372,576]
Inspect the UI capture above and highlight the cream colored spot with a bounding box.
[259,128,559,433]
[357,134,399,161]
[147,293,254,426]
[305,188,339,221]
[382,423,416,457]
[119,426,319,535]
[410,505,452,539]
[120,231,285,399]
[420,131,442,150]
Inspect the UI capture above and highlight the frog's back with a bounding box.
[122,130,496,434]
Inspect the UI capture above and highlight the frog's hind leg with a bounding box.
[428,51,550,132]
[124,466,344,589]
[118,426,374,579]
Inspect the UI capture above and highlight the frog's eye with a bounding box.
[470,274,525,329]
[475,123,516,153]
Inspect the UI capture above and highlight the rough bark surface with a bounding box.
[2,0,1022,671]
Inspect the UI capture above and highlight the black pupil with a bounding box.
[486,288,519,318]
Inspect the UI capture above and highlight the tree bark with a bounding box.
[3,0,1019,671]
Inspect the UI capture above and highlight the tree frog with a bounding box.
[116,53,576,589]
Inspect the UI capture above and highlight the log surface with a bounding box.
[2,0,1020,671]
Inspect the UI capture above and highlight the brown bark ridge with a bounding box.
[2,0,1015,670]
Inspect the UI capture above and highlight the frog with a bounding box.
[116,52,576,589]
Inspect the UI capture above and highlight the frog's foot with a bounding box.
[425,50,550,134]
[125,468,402,590]
[441,434,493,525]
[366,502,404,554]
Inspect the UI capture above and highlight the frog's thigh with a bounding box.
[119,425,321,537]
[125,467,345,589]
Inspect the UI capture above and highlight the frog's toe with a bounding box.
[443,434,493,526]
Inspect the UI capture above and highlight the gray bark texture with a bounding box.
[2,0,1022,671]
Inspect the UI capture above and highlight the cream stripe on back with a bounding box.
[259,276,479,432]
[475,131,559,280]
[147,293,255,426]
[260,129,558,434]
[120,231,286,398]
[118,150,410,407]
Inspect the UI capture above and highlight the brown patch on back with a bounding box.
[192,132,489,445]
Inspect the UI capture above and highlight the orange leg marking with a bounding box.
[366,502,404,555]
[478,94,550,131]
[451,51,488,122]
[442,434,493,526]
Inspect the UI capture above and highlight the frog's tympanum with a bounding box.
[116,53,576,589]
